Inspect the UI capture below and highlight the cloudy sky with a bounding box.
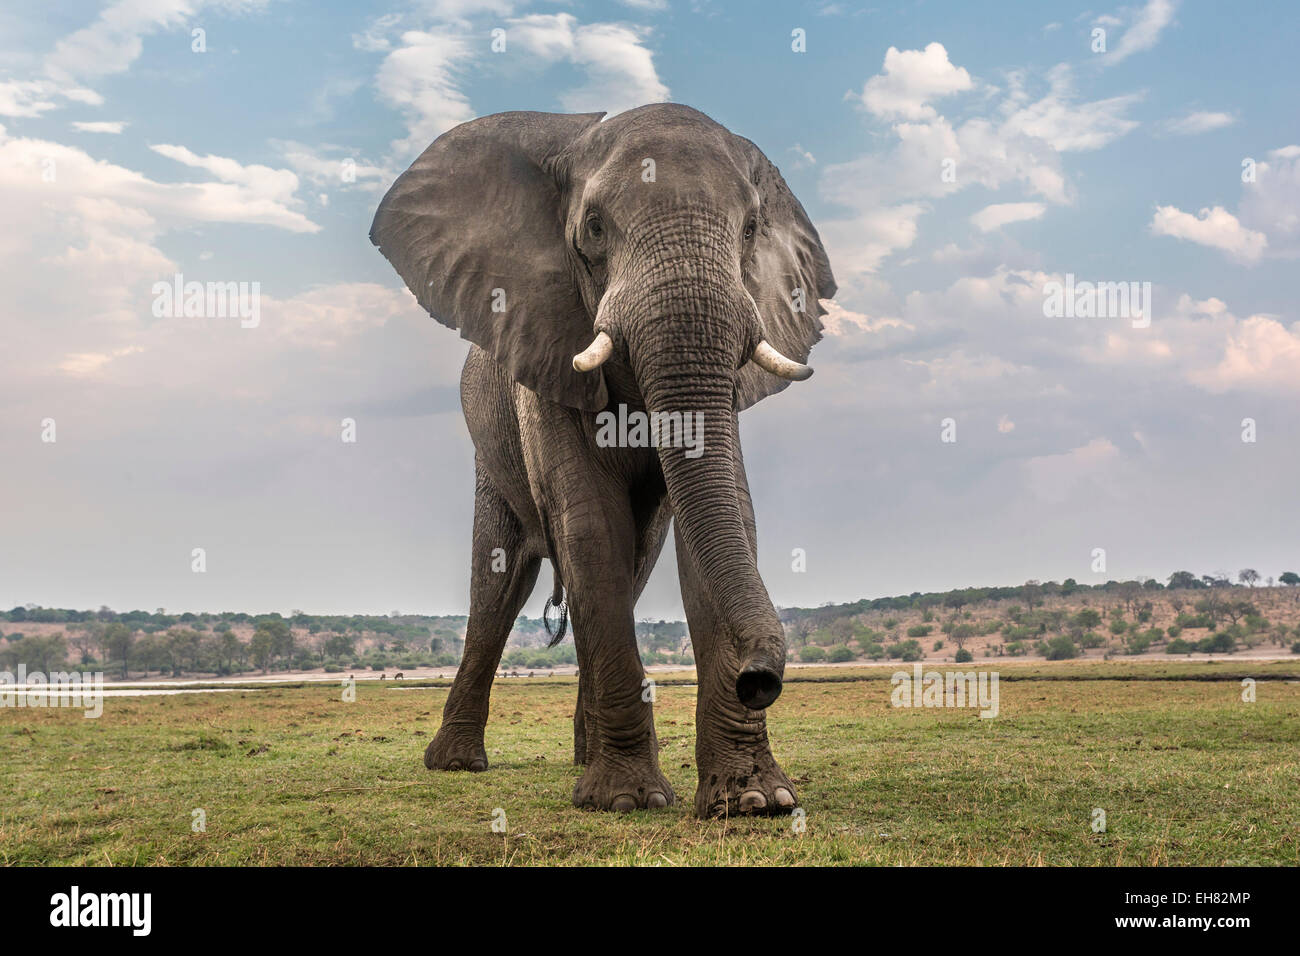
[2,0,1297,620]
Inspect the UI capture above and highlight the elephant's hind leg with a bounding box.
[425,468,540,772]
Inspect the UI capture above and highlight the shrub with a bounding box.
[1165,638,1194,654]
[907,624,933,638]
[1004,640,1028,657]
[1166,624,1183,639]
[1191,632,1235,654]
[886,639,923,662]
[863,643,886,660]
[954,648,973,663]
[1125,632,1153,655]
[1078,631,1105,649]
[1045,635,1078,660]
[1292,641,1300,655]
[932,640,944,651]
[799,645,826,663]
[827,644,854,663]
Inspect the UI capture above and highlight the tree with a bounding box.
[1238,568,1260,588]
[249,628,275,673]
[103,623,134,678]
[218,630,243,672]
[1280,571,1299,587]
[949,623,976,651]
[324,633,355,660]
[1222,601,1258,627]
[1073,608,1103,630]
[167,628,202,676]
[1167,570,1201,590]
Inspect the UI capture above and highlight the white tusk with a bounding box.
[750,340,812,381]
[572,331,614,372]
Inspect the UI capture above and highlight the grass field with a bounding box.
[3,661,1298,865]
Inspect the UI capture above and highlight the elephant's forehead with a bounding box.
[585,133,756,214]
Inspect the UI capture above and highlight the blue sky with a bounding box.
[1,0,1297,618]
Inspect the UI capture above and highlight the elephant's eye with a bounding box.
[586,214,604,240]
[743,219,756,241]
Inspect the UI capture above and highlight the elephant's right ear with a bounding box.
[370,111,608,411]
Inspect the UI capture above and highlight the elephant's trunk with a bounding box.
[615,249,787,709]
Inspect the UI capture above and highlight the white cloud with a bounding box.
[1105,0,1178,64]
[0,128,319,238]
[1000,65,1140,152]
[273,140,390,191]
[1189,315,1300,394]
[788,143,816,168]
[508,14,669,116]
[1239,145,1300,253]
[44,0,268,86]
[971,202,1047,232]
[1150,205,1267,263]
[1162,110,1234,135]
[374,30,475,159]
[71,120,128,133]
[0,79,57,117]
[1025,438,1121,502]
[854,42,972,121]
[819,299,909,336]
[352,12,402,52]
[818,203,927,281]
[820,51,1145,279]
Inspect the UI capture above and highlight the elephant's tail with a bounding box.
[543,572,568,647]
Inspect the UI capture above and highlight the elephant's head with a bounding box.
[371,104,835,709]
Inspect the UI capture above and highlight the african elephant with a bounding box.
[370,103,835,817]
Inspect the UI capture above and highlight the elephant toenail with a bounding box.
[774,787,795,808]
[739,790,767,812]
[611,794,638,812]
[647,791,668,808]
[468,758,488,772]
[447,759,463,771]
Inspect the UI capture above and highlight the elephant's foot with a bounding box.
[573,754,675,812]
[424,722,489,772]
[695,749,798,819]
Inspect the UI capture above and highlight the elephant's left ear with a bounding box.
[371,111,609,411]
[732,139,837,410]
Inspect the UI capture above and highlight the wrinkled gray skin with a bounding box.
[371,103,835,817]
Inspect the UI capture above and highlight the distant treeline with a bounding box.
[776,569,1300,628]
[3,567,1295,675]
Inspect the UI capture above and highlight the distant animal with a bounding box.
[394,672,405,680]
[379,674,386,681]
[371,103,832,816]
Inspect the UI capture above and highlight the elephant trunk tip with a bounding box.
[736,658,783,710]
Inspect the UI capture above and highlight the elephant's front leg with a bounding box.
[521,419,670,810]
[675,451,797,818]
[556,496,674,811]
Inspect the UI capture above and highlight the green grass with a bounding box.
[2,666,1296,865]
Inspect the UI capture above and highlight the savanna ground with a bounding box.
[2,660,1297,866]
